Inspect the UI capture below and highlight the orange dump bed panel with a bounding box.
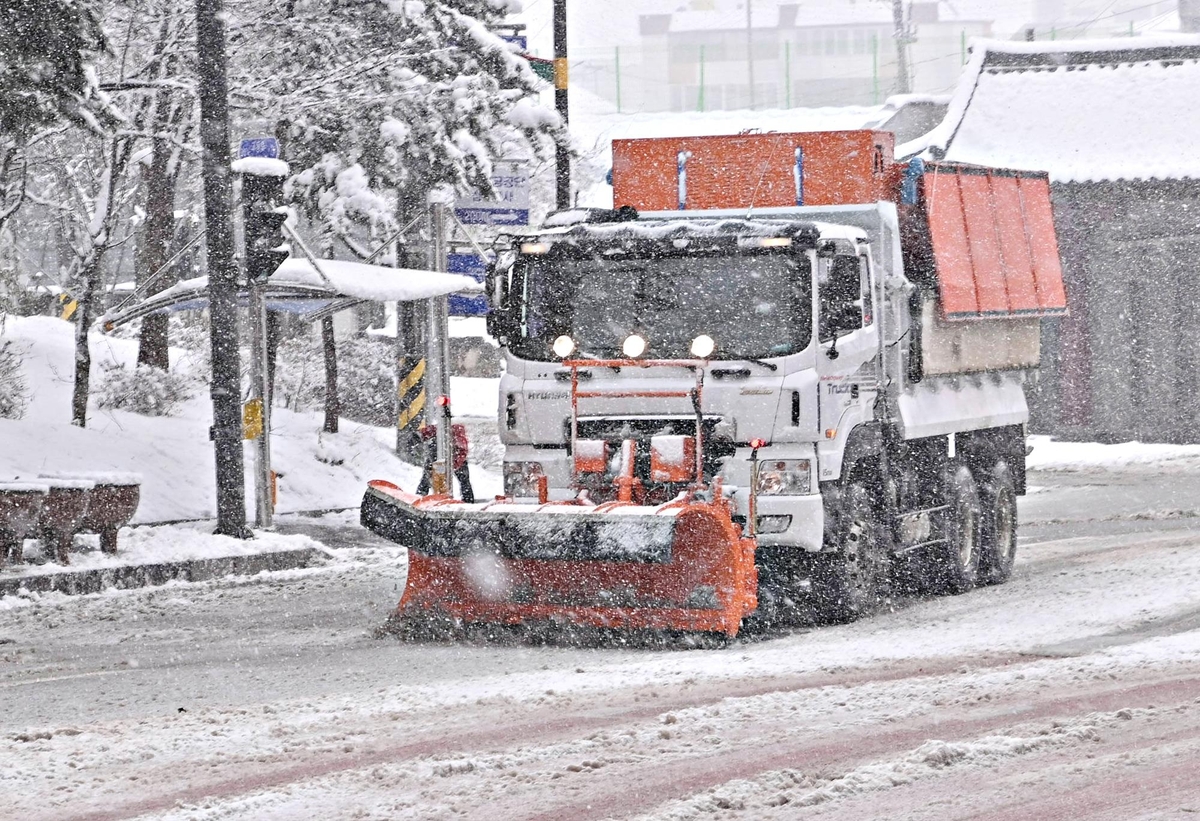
[924,165,1067,320]
[612,130,896,211]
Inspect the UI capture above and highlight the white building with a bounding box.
[570,1,991,113]
[551,0,1182,115]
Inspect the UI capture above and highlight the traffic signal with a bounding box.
[242,174,290,284]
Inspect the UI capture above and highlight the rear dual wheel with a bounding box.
[979,463,1018,585]
[933,464,982,594]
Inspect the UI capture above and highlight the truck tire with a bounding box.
[749,548,806,630]
[933,464,981,594]
[979,463,1018,585]
[813,482,885,624]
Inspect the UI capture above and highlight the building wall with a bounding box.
[579,19,988,114]
[1031,180,1200,442]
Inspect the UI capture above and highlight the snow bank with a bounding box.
[1027,435,1200,472]
[40,471,141,486]
[0,316,469,522]
[5,524,322,580]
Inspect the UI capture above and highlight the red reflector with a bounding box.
[749,438,768,449]
[436,395,451,407]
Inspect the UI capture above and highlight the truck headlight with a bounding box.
[553,335,575,358]
[755,459,812,495]
[622,333,647,358]
[503,462,544,498]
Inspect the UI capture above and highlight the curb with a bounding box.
[0,547,321,598]
[126,507,359,529]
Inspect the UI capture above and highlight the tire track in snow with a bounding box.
[523,674,1200,821]
[42,652,1037,821]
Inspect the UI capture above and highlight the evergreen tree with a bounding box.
[0,0,115,235]
[0,0,111,136]
[228,0,566,257]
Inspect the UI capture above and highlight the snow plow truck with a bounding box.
[362,129,1067,638]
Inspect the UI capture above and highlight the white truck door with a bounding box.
[815,253,880,483]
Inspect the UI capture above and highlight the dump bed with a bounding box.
[900,161,1066,375]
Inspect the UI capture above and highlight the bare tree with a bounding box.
[133,6,196,369]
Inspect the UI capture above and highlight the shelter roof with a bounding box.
[101,258,480,330]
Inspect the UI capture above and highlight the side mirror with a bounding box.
[485,262,515,342]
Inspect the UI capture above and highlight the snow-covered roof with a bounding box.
[271,258,480,302]
[100,259,481,330]
[901,35,1200,183]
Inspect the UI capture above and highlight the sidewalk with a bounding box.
[0,521,329,597]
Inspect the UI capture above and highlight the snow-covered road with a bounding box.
[2,469,1199,820]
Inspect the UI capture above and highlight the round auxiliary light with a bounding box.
[690,334,715,358]
[622,333,647,358]
[552,334,575,358]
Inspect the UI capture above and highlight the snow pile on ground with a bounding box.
[3,524,323,583]
[634,707,1137,819]
[1027,434,1200,472]
[0,316,499,522]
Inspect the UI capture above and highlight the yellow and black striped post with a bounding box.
[396,354,427,462]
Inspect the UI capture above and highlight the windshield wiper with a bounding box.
[745,357,778,371]
[713,348,779,371]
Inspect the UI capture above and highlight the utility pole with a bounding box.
[746,0,755,110]
[427,202,453,496]
[553,0,570,209]
[195,0,249,537]
[892,0,913,94]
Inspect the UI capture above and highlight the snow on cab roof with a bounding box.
[535,212,866,244]
[900,35,1200,183]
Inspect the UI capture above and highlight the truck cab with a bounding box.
[488,209,887,563]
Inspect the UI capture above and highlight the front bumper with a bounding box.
[729,489,825,552]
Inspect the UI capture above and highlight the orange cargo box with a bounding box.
[612,130,897,212]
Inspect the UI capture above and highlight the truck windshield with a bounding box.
[512,251,811,361]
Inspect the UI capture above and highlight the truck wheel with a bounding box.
[979,463,1018,585]
[813,482,885,624]
[934,465,981,594]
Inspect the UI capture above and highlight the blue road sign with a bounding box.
[239,137,280,159]
[447,253,489,317]
[454,160,530,226]
[501,34,528,51]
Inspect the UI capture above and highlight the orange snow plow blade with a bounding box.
[361,482,757,637]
